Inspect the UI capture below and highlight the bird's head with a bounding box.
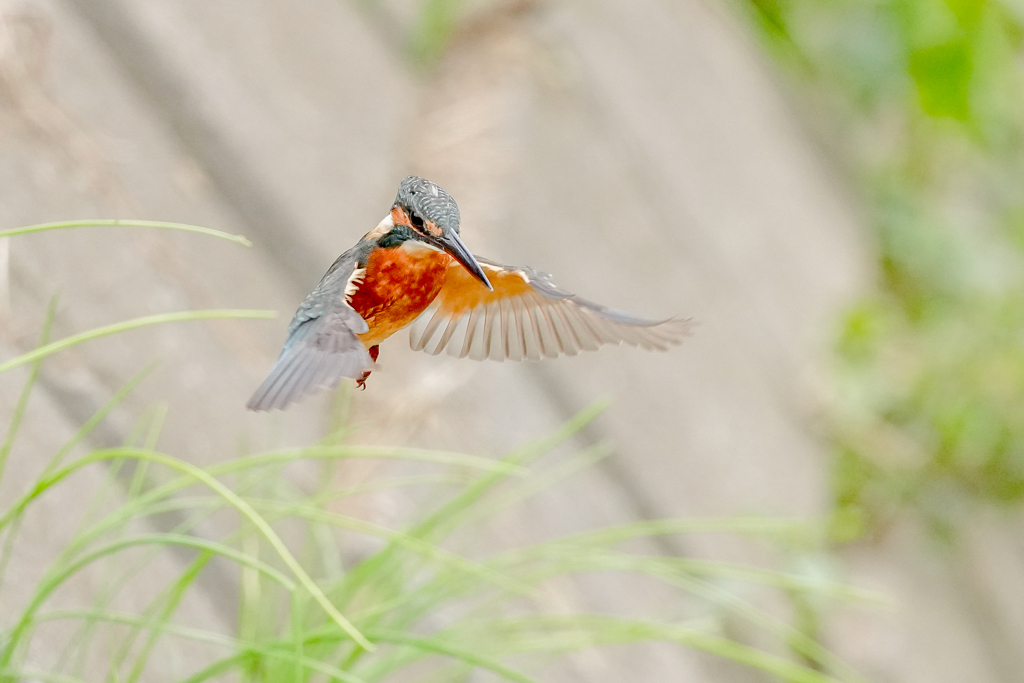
[388,176,493,291]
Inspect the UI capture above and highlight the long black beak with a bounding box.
[437,232,493,291]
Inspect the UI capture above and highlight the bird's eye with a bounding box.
[409,213,425,231]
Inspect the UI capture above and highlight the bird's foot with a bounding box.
[356,345,380,391]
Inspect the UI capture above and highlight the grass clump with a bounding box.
[0,223,867,682]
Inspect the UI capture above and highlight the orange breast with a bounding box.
[350,245,451,347]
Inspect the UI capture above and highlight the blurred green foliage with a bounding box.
[739,0,1024,536]
[409,0,466,64]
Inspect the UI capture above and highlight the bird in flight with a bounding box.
[247,176,691,410]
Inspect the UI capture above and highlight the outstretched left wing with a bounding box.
[247,249,374,411]
[408,258,692,362]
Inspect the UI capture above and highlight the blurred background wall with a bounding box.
[2,0,1024,680]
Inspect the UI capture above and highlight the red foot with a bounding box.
[356,345,379,390]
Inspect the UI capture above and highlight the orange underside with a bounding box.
[432,263,534,317]
[351,246,452,347]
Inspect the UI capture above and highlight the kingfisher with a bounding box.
[247,176,691,411]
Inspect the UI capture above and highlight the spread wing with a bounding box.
[408,258,692,361]
[247,253,373,411]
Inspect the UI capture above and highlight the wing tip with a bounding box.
[246,345,374,412]
[653,316,697,345]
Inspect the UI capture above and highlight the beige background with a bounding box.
[2,0,1021,680]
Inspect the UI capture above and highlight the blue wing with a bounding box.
[247,250,373,411]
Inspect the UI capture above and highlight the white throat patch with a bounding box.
[363,214,395,240]
[400,239,442,254]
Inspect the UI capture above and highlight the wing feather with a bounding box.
[581,311,620,345]
[482,302,497,361]
[565,307,601,351]
[522,296,546,360]
[549,301,583,355]
[436,314,465,356]
[518,298,541,361]
[500,297,523,361]
[533,294,565,358]
[543,301,571,355]
[460,306,482,359]
[411,306,446,352]
[511,297,530,361]
[271,352,308,408]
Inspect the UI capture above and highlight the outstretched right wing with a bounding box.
[247,252,373,411]
[409,258,692,361]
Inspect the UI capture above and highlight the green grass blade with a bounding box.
[0,220,251,246]
[175,655,246,683]
[289,591,307,682]
[0,669,89,683]
[487,545,866,681]
[0,310,276,375]
[44,363,158,475]
[0,534,295,671]
[559,517,815,548]
[0,298,57,609]
[442,615,846,683]
[181,445,524,481]
[38,609,238,649]
[468,443,611,523]
[0,294,57,482]
[122,553,211,683]
[364,629,538,683]
[285,446,527,474]
[666,558,885,605]
[416,401,606,543]
[0,517,24,620]
[253,499,529,595]
[175,647,369,683]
